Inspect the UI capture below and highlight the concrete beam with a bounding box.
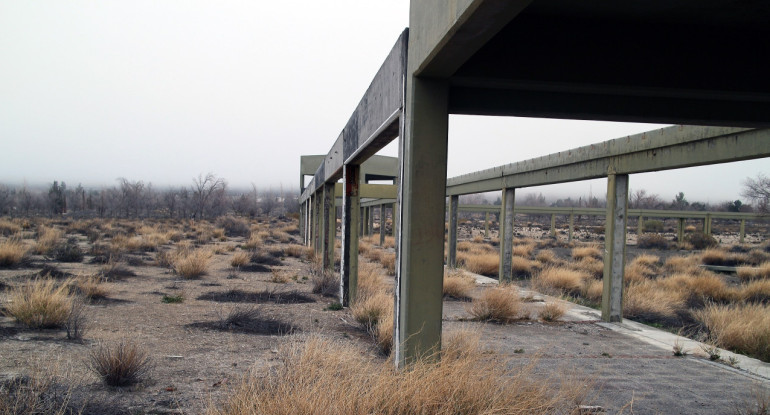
[446,127,769,196]
[602,174,629,323]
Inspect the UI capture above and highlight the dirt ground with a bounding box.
[1,217,769,414]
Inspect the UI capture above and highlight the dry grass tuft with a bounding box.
[286,244,314,260]
[0,218,22,236]
[310,257,339,297]
[512,243,535,258]
[356,262,387,300]
[583,280,604,303]
[533,266,589,296]
[6,278,73,328]
[571,258,604,279]
[230,251,251,268]
[535,249,557,265]
[351,290,392,331]
[88,339,152,386]
[468,285,522,323]
[740,279,770,304]
[270,270,292,284]
[695,303,770,362]
[539,302,568,322]
[512,257,538,278]
[623,280,685,324]
[631,254,660,268]
[737,262,770,281]
[207,334,588,415]
[443,269,475,300]
[0,236,29,267]
[571,245,602,261]
[458,251,499,276]
[174,248,212,278]
[75,273,109,300]
[34,226,62,254]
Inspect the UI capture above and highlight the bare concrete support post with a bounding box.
[550,213,556,237]
[359,207,365,236]
[677,218,685,244]
[498,188,515,282]
[299,202,305,244]
[568,213,575,242]
[340,164,360,307]
[395,78,448,368]
[368,206,374,237]
[740,219,746,244]
[602,173,629,323]
[380,205,386,246]
[314,192,322,253]
[638,215,644,235]
[322,182,335,270]
[447,195,459,268]
[391,203,397,237]
[484,212,490,238]
[309,196,315,248]
[705,214,712,235]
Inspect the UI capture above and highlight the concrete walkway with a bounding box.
[448,270,770,414]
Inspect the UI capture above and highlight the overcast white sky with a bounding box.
[1,1,766,204]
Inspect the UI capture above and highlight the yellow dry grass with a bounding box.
[582,280,604,303]
[533,266,589,296]
[286,244,314,260]
[539,302,568,322]
[740,279,770,303]
[737,262,770,281]
[75,273,109,300]
[443,269,475,300]
[208,334,588,415]
[535,249,557,265]
[34,226,62,254]
[230,251,251,268]
[0,236,28,267]
[695,303,770,362]
[6,279,73,328]
[174,248,212,278]
[468,285,522,323]
[623,280,685,323]
[457,251,499,276]
[512,242,535,258]
[571,245,602,261]
[356,262,388,301]
[571,257,604,279]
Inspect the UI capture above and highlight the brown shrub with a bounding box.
[535,249,557,265]
[34,226,62,255]
[623,280,685,323]
[174,248,212,278]
[207,335,588,415]
[571,245,602,261]
[6,279,73,328]
[539,302,568,322]
[0,236,28,267]
[443,269,475,300]
[88,339,152,386]
[582,280,604,303]
[230,251,250,268]
[286,244,314,260]
[740,279,770,304]
[468,285,522,323]
[695,303,770,362]
[572,258,604,279]
[533,267,589,296]
[637,233,671,249]
[458,251,499,276]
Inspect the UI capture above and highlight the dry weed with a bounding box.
[443,269,475,300]
[88,339,152,386]
[737,262,770,281]
[230,251,250,268]
[539,302,568,322]
[695,303,770,362]
[468,285,522,323]
[34,225,62,254]
[6,278,73,328]
[0,236,28,267]
[174,248,212,278]
[571,245,602,261]
[533,266,589,296]
[458,251,499,276]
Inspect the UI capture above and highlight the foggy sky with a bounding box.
[1,1,766,204]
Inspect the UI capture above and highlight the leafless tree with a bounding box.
[630,189,665,209]
[192,173,227,219]
[742,173,770,214]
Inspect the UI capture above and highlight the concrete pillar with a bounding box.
[309,196,315,248]
[395,77,448,368]
[340,164,360,307]
[391,203,397,237]
[705,214,712,235]
[379,204,386,246]
[314,192,322,253]
[447,195,459,268]
[550,213,556,237]
[484,211,490,238]
[638,215,644,235]
[568,213,575,242]
[740,219,746,243]
[498,188,515,282]
[322,182,336,270]
[299,202,305,244]
[368,206,374,237]
[602,174,629,323]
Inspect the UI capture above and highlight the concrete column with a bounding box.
[484,211,490,238]
[498,188,515,282]
[447,195,459,268]
[340,164,360,307]
[602,174,629,323]
[705,214,712,235]
[368,206,374,237]
[550,213,556,237]
[314,192,323,253]
[309,196,315,248]
[638,215,644,235]
[568,213,575,242]
[677,218,685,244]
[740,219,746,243]
[395,77,448,368]
[322,182,336,270]
[379,205,386,246]
[299,202,305,244]
[391,203,397,237]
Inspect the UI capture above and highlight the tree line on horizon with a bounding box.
[0,173,299,219]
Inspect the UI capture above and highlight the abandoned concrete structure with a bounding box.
[298,1,770,367]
